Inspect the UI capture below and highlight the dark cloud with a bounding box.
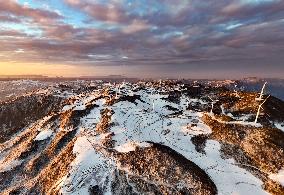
[221,0,284,19]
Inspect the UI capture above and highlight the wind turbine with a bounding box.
[256,82,267,101]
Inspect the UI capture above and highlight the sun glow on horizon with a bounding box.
[0,62,85,76]
[0,62,140,77]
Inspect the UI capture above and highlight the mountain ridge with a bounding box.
[0,80,284,194]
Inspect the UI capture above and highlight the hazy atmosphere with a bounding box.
[0,0,284,78]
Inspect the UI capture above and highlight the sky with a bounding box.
[0,0,284,78]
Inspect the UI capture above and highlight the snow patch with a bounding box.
[58,136,115,195]
[201,140,268,195]
[62,105,74,111]
[269,169,284,187]
[115,141,152,153]
[34,130,53,141]
[275,123,284,133]
[0,159,23,173]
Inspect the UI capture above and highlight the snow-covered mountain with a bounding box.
[0,80,284,195]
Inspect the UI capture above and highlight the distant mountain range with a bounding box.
[0,75,283,100]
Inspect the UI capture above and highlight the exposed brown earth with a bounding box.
[115,142,217,195]
[0,94,64,143]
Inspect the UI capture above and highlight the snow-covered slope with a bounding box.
[0,80,284,195]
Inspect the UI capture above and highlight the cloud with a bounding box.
[64,0,131,24]
[0,0,283,77]
[122,20,151,34]
[0,29,27,37]
[0,0,62,24]
[220,0,284,22]
[0,14,21,23]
